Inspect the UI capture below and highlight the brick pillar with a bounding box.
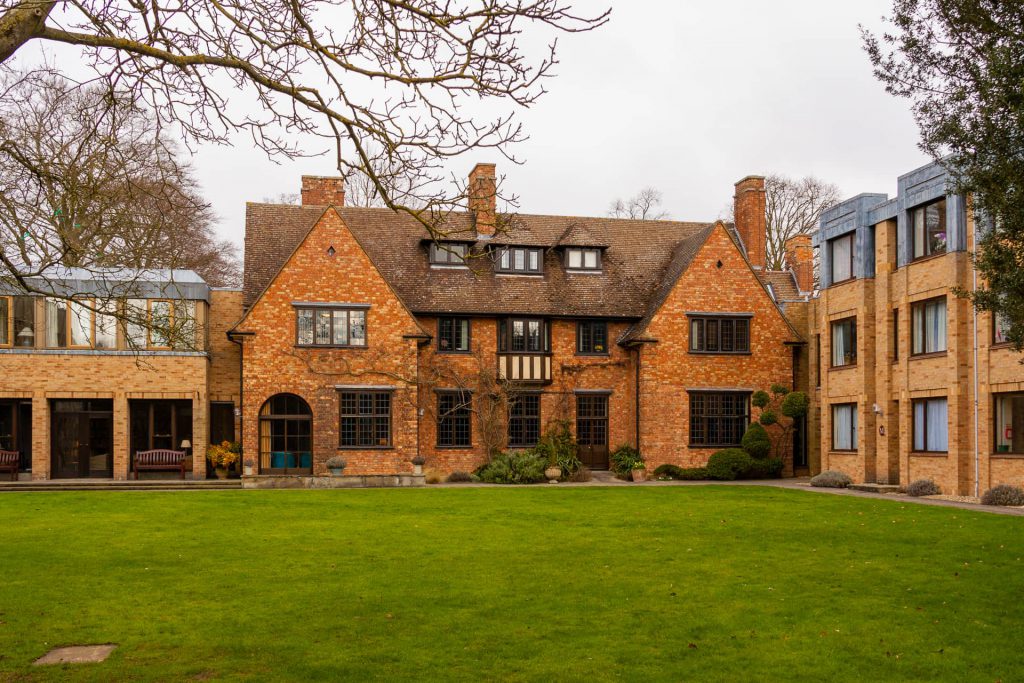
[300,176,345,206]
[31,393,48,480]
[113,393,129,480]
[734,176,767,269]
[192,392,208,480]
[469,163,497,236]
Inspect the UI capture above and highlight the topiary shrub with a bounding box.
[747,457,784,479]
[906,479,941,497]
[758,410,778,427]
[741,423,772,460]
[446,471,475,483]
[653,464,685,479]
[678,467,709,480]
[810,470,852,488]
[781,391,810,420]
[475,452,546,484]
[752,390,771,409]
[705,449,754,481]
[610,445,643,479]
[981,484,1024,506]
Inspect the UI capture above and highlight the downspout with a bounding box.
[228,331,245,464]
[972,260,980,497]
[634,345,641,452]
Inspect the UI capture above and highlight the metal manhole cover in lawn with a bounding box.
[33,644,117,665]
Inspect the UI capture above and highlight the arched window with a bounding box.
[259,394,312,474]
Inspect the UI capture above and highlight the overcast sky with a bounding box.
[189,0,929,250]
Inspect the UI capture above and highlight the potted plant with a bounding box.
[411,455,426,475]
[632,460,648,483]
[207,441,240,480]
[242,458,255,476]
[326,456,347,477]
[544,452,562,483]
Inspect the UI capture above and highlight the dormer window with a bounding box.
[495,246,543,274]
[564,247,601,271]
[429,242,468,266]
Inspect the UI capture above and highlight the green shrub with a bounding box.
[752,390,771,409]
[610,445,643,478]
[705,449,753,481]
[758,410,778,426]
[653,464,685,479]
[741,423,772,459]
[446,471,475,483]
[906,479,941,497]
[746,457,783,479]
[476,452,546,484]
[769,383,790,397]
[810,470,852,488]
[678,467,709,480]
[981,484,1024,506]
[781,391,810,419]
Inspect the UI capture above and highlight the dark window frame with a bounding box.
[564,247,602,271]
[993,312,1011,346]
[830,317,857,368]
[498,318,551,353]
[429,242,469,266]
[295,306,368,348]
[912,397,948,453]
[507,393,541,448]
[910,197,948,261]
[688,391,751,448]
[494,246,544,275]
[831,402,858,452]
[688,315,751,354]
[338,390,393,449]
[829,233,855,284]
[994,392,1024,454]
[910,296,947,356]
[437,317,471,353]
[576,320,609,355]
[892,308,900,362]
[258,393,313,474]
[436,390,473,448]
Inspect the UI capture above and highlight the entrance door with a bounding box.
[51,400,114,478]
[576,394,609,470]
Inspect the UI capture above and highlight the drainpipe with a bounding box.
[228,331,246,461]
[972,263,980,497]
[634,345,641,452]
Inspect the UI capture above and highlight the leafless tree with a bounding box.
[762,174,840,271]
[608,187,670,221]
[0,68,240,291]
[0,0,608,235]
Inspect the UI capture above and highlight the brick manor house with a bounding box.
[1,165,815,480]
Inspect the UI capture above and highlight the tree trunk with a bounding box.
[0,1,56,63]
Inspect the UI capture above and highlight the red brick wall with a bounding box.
[638,223,797,471]
[235,208,423,475]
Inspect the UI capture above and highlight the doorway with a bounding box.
[50,400,114,478]
[0,400,32,473]
[129,400,193,471]
[576,394,609,470]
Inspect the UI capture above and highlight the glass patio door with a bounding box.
[50,400,114,478]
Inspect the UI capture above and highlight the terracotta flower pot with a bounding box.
[632,469,648,483]
[214,467,229,480]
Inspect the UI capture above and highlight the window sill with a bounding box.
[434,444,475,450]
[436,349,472,355]
[688,351,752,356]
[909,251,948,266]
[296,344,368,350]
[992,452,1024,459]
[909,351,947,360]
[575,352,611,358]
[337,446,394,451]
[688,444,743,450]
[495,272,544,277]
[828,450,859,455]
[828,364,858,371]
[829,276,857,287]
[909,451,948,457]
[990,342,1016,350]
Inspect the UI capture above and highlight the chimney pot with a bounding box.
[301,176,345,207]
[733,175,767,269]
[784,233,814,293]
[469,163,497,236]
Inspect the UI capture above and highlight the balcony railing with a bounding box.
[497,352,552,384]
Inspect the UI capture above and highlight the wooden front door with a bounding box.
[50,400,114,478]
[576,394,609,470]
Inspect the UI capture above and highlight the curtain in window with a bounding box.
[927,399,947,451]
[831,235,852,282]
[926,299,946,352]
[832,323,847,366]
[833,404,856,450]
[45,298,64,347]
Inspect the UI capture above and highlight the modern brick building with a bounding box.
[231,168,808,478]
[811,160,1024,495]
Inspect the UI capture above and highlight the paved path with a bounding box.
[438,473,1024,517]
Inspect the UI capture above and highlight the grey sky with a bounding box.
[189,0,927,250]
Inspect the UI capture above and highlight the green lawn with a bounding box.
[0,487,1021,682]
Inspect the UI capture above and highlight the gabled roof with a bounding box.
[757,270,802,302]
[556,221,611,248]
[243,204,715,319]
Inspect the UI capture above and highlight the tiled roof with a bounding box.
[243,204,715,319]
[757,270,802,302]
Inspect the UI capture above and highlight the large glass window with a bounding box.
[830,317,857,367]
[12,296,35,347]
[495,246,543,274]
[124,299,195,350]
[258,393,312,473]
[913,398,948,452]
[437,391,472,448]
[438,317,470,353]
[689,316,750,353]
[0,297,9,346]
[565,248,601,271]
[911,297,947,355]
[577,320,608,355]
[689,392,750,447]
[498,318,549,353]
[995,393,1024,454]
[296,307,367,347]
[339,391,391,448]
[45,298,68,348]
[429,242,468,266]
[832,403,858,451]
[508,394,541,447]
[994,312,1011,345]
[911,198,947,260]
[830,233,854,283]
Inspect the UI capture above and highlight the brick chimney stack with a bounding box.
[733,176,767,270]
[300,176,345,206]
[785,233,814,293]
[469,163,497,236]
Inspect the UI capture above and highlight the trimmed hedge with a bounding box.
[475,452,546,484]
[652,464,709,480]
[810,470,852,488]
[906,479,941,497]
[740,423,772,459]
[705,449,754,481]
[747,457,784,479]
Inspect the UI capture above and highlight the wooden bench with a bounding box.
[0,450,19,481]
[133,449,187,480]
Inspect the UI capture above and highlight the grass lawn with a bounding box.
[0,486,1021,681]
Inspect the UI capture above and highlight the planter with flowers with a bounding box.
[411,455,426,476]
[326,456,347,477]
[632,461,648,482]
[207,441,241,480]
